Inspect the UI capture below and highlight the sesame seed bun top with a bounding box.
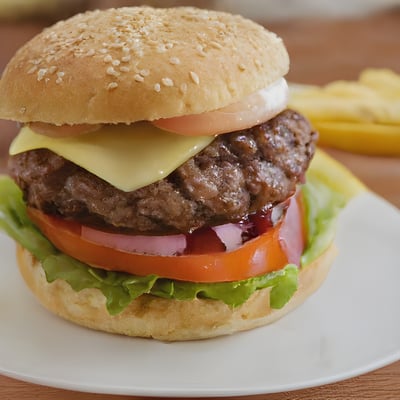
[0,7,289,125]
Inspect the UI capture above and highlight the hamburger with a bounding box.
[0,7,343,341]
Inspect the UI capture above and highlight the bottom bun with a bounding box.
[16,244,337,341]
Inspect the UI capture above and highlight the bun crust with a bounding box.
[0,7,289,125]
[16,244,337,341]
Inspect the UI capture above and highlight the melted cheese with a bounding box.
[10,123,214,192]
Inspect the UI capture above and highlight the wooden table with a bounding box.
[0,8,399,400]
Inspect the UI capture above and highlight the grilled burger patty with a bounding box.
[9,110,317,234]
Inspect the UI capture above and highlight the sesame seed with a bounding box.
[210,41,223,49]
[48,66,57,74]
[196,44,207,56]
[189,71,200,85]
[37,68,47,81]
[86,49,95,56]
[139,69,150,77]
[165,43,174,49]
[57,71,65,78]
[238,63,246,71]
[48,32,58,41]
[122,46,130,53]
[80,33,89,40]
[162,77,174,87]
[134,74,144,82]
[65,38,75,46]
[104,55,113,63]
[106,66,119,77]
[110,42,124,49]
[120,66,130,72]
[20,106,26,114]
[112,59,121,66]
[140,27,150,36]
[27,66,37,74]
[107,82,118,90]
[135,49,144,57]
[169,57,180,65]
[180,83,188,94]
[154,83,161,92]
[121,55,131,62]
[56,78,63,84]
[156,44,166,53]
[131,41,141,49]
[99,48,108,54]
[46,55,55,63]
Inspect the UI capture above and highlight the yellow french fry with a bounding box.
[313,121,400,156]
[308,149,367,200]
[289,96,399,124]
[288,69,400,155]
[359,69,400,98]
[322,81,378,98]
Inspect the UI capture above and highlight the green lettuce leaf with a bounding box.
[0,177,55,260]
[301,178,346,266]
[0,167,347,315]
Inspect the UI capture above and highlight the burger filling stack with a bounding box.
[0,7,351,340]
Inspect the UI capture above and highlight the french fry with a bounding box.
[288,69,400,155]
[308,149,366,199]
[313,121,400,156]
[289,96,399,124]
[359,69,400,98]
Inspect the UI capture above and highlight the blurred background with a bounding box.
[0,0,399,83]
[0,0,399,205]
[1,0,399,20]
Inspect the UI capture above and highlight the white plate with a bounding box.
[0,191,399,397]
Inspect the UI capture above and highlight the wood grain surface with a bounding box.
[0,6,399,400]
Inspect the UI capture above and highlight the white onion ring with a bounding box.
[152,78,289,136]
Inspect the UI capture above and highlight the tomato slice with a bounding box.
[27,195,304,283]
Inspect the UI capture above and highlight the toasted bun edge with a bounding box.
[0,7,289,124]
[16,243,337,341]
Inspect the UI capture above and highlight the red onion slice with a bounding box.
[212,223,244,252]
[81,226,187,256]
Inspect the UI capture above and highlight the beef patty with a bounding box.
[9,110,317,234]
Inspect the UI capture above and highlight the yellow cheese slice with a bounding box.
[10,123,214,192]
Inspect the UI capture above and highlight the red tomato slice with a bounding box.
[27,195,304,283]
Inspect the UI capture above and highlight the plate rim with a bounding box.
[0,191,399,397]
